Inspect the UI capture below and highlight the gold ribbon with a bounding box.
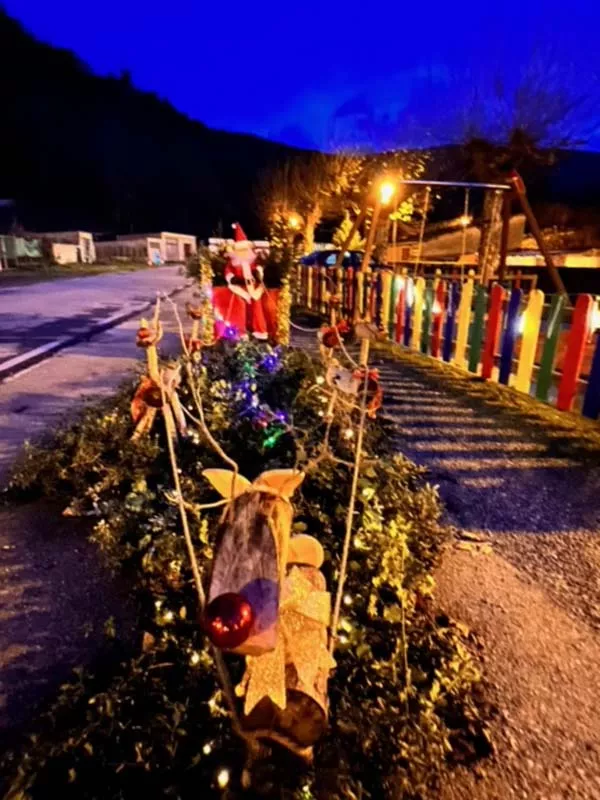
[241,566,335,715]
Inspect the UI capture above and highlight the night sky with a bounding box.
[7,0,600,151]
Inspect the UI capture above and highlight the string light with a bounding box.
[343,427,354,440]
[343,593,353,606]
[216,768,230,789]
[316,376,325,385]
[190,651,201,666]
[202,742,213,755]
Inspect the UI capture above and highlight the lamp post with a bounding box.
[459,212,472,280]
[361,180,395,274]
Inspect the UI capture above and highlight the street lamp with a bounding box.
[288,213,301,231]
[361,179,396,276]
[379,180,396,206]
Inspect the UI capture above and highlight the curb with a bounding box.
[0,282,189,384]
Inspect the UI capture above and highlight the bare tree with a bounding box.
[448,49,600,275]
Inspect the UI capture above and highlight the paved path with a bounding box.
[0,266,184,365]
[374,356,600,632]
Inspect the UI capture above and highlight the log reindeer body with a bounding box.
[202,468,334,753]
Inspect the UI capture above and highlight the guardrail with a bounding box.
[293,263,600,419]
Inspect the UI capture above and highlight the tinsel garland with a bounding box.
[276,277,292,346]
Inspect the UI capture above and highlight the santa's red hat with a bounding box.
[232,222,252,250]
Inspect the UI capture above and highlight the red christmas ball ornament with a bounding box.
[202,593,254,650]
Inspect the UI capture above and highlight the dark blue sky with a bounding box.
[7,0,600,151]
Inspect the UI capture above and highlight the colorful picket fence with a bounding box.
[294,264,600,420]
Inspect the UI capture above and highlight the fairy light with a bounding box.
[216,768,230,789]
[202,742,213,755]
[343,427,354,440]
[190,651,201,666]
[316,376,325,385]
[163,610,174,622]
[343,593,353,606]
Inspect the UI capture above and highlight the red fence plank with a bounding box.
[430,280,447,358]
[395,282,405,343]
[556,294,593,411]
[481,284,506,380]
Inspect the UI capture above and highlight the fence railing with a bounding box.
[293,263,600,420]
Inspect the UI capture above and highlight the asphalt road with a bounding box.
[0,271,197,737]
[0,271,195,482]
[0,266,185,365]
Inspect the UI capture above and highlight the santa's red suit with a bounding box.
[213,223,276,339]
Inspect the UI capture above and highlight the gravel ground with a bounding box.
[373,356,600,633]
[437,548,600,800]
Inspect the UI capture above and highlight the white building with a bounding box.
[38,231,96,264]
[116,232,197,264]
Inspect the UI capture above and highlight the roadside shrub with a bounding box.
[2,341,490,799]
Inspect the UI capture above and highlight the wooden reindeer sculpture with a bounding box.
[201,468,334,758]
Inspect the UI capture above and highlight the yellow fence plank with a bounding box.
[453,274,474,369]
[514,289,545,394]
[410,277,426,351]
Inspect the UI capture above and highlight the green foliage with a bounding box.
[332,213,366,250]
[2,342,490,798]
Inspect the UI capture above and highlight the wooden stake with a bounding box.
[329,337,371,655]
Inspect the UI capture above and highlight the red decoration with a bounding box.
[353,367,383,418]
[185,336,203,354]
[202,592,255,650]
[320,319,352,349]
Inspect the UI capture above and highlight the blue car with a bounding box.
[300,250,379,269]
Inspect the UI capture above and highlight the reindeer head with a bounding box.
[201,469,306,655]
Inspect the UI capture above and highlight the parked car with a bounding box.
[300,250,380,269]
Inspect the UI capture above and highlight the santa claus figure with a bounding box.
[215,223,270,340]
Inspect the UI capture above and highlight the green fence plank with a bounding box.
[536,295,565,403]
[468,284,487,373]
[421,282,433,354]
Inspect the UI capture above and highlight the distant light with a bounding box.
[459,215,472,228]
[202,742,213,755]
[591,302,600,331]
[289,213,301,230]
[216,768,230,789]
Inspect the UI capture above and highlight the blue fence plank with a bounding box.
[499,288,522,385]
[443,282,460,362]
[582,334,600,419]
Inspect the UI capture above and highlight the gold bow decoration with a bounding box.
[239,565,335,716]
